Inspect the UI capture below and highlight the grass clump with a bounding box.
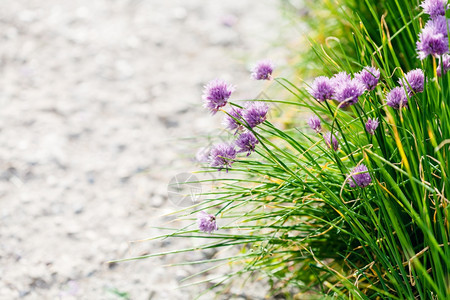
[116,1,450,298]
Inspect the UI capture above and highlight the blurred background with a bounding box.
[0,0,295,299]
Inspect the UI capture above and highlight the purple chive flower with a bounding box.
[333,78,366,108]
[243,102,269,128]
[398,69,425,95]
[308,115,322,133]
[437,54,450,76]
[365,117,379,135]
[386,87,408,109]
[202,79,235,114]
[209,143,237,171]
[420,0,448,18]
[427,15,449,36]
[348,164,372,188]
[324,132,339,151]
[309,76,334,101]
[355,66,380,91]
[417,17,449,60]
[197,211,218,233]
[251,60,274,80]
[223,107,244,132]
[235,131,259,156]
[331,72,352,87]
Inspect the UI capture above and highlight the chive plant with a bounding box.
[115,0,450,298]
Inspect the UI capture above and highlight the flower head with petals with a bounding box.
[324,132,339,151]
[417,17,449,60]
[251,60,274,80]
[365,117,379,135]
[386,87,408,109]
[355,66,380,91]
[398,69,425,95]
[235,131,259,156]
[202,79,235,114]
[333,79,366,108]
[348,164,372,188]
[197,211,218,233]
[309,76,334,102]
[308,115,322,133]
[437,54,450,76]
[223,107,244,133]
[209,143,237,172]
[243,102,269,128]
[420,0,448,18]
[330,72,352,88]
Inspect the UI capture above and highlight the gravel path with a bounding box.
[0,1,286,299]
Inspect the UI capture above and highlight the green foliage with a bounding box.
[108,288,131,299]
[284,0,422,77]
[115,0,450,299]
